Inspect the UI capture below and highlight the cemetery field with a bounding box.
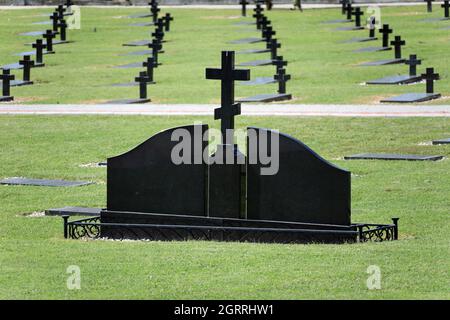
[0,5,449,104]
[0,115,449,299]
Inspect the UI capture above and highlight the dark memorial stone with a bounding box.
[106,124,208,215]
[366,54,422,85]
[112,58,156,87]
[335,7,364,30]
[353,46,391,53]
[228,37,264,44]
[46,207,101,216]
[0,69,14,102]
[19,31,46,36]
[237,48,270,54]
[237,59,273,67]
[129,22,154,27]
[432,138,450,145]
[162,13,174,32]
[53,19,71,44]
[381,67,441,103]
[43,30,57,53]
[0,177,93,187]
[247,128,351,225]
[122,40,152,47]
[343,16,378,42]
[354,23,393,52]
[240,76,276,86]
[237,93,292,103]
[50,12,59,32]
[32,21,52,25]
[344,153,443,161]
[359,35,405,66]
[240,0,249,17]
[11,55,34,87]
[31,39,47,67]
[105,71,152,104]
[425,0,434,12]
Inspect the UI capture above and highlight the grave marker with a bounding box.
[274,68,291,94]
[43,30,57,53]
[0,69,14,102]
[343,16,378,42]
[432,138,450,145]
[32,39,46,67]
[366,54,423,85]
[12,55,35,87]
[442,1,450,18]
[353,24,393,53]
[336,6,364,30]
[240,0,249,17]
[163,13,174,32]
[425,0,434,12]
[105,71,151,104]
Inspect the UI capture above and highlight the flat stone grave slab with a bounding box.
[240,76,276,85]
[32,21,52,25]
[19,31,46,36]
[119,50,164,56]
[237,48,270,54]
[359,58,405,66]
[128,13,153,19]
[322,19,353,24]
[419,17,450,22]
[334,26,365,31]
[0,177,93,187]
[45,206,101,216]
[129,22,154,27]
[1,62,23,70]
[342,37,377,43]
[53,40,73,45]
[113,62,143,69]
[104,98,151,104]
[111,80,155,87]
[123,40,152,47]
[432,138,450,145]
[228,38,264,44]
[237,93,292,103]
[10,80,33,87]
[237,59,273,67]
[14,50,53,57]
[233,21,256,26]
[366,74,423,85]
[353,46,391,53]
[380,93,441,103]
[344,153,443,161]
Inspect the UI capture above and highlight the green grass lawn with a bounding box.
[0,115,449,299]
[0,6,449,104]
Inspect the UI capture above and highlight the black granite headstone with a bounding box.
[358,35,406,66]
[335,7,364,30]
[425,0,434,12]
[240,0,249,17]
[247,128,351,225]
[107,124,208,215]
[0,69,14,102]
[432,138,450,145]
[122,40,152,47]
[162,13,174,32]
[354,24,393,52]
[42,30,57,53]
[31,39,46,67]
[11,55,34,87]
[366,54,422,85]
[344,153,443,161]
[0,177,93,187]
[343,16,378,42]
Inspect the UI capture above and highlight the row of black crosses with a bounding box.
[246,3,291,96]
[126,1,174,102]
[340,0,440,96]
[424,0,450,16]
[0,1,73,102]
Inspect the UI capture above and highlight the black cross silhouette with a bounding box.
[65,0,73,7]
[260,16,270,30]
[148,39,162,65]
[442,1,450,17]
[379,24,393,47]
[424,0,434,13]
[253,10,264,30]
[390,35,405,59]
[58,19,68,41]
[151,5,160,23]
[50,12,59,32]
[368,16,376,38]
[42,30,57,53]
[56,5,66,19]
[152,29,164,41]
[352,7,364,27]
[421,67,439,93]
[267,38,281,60]
[262,26,275,43]
[163,13,173,32]
[405,54,421,76]
[273,56,287,72]
[239,0,249,17]
[340,0,349,15]
[19,55,35,82]
[274,68,291,94]
[206,51,250,144]
[156,18,165,32]
[0,69,14,98]
[135,71,150,99]
[143,57,156,82]
[32,39,46,65]
[346,3,353,20]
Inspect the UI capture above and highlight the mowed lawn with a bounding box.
[0,115,448,299]
[0,5,449,104]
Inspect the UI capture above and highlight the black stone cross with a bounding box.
[346,3,353,20]
[340,0,349,15]
[148,39,162,65]
[442,1,450,18]
[135,71,150,99]
[390,35,405,59]
[65,0,73,7]
[273,56,287,72]
[368,16,376,38]
[156,18,165,32]
[240,0,249,17]
[143,57,155,82]
[32,39,46,65]
[422,67,439,93]
[19,55,35,82]
[152,29,164,42]
[405,54,421,76]
[163,13,173,32]
[50,12,59,32]
[352,7,364,27]
[56,4,66,19]
[260,16,270,30]
[151,5,160,23]
[274,68,291,94]
[253,11,264,30]
[58,19,68,41]
[206,51,250,145]
[424,0,434,13]
[42,30,56,53]
[262,26,275,43]
[379,24,393,47]
[0,69,14,98]
[267,38,281,60]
